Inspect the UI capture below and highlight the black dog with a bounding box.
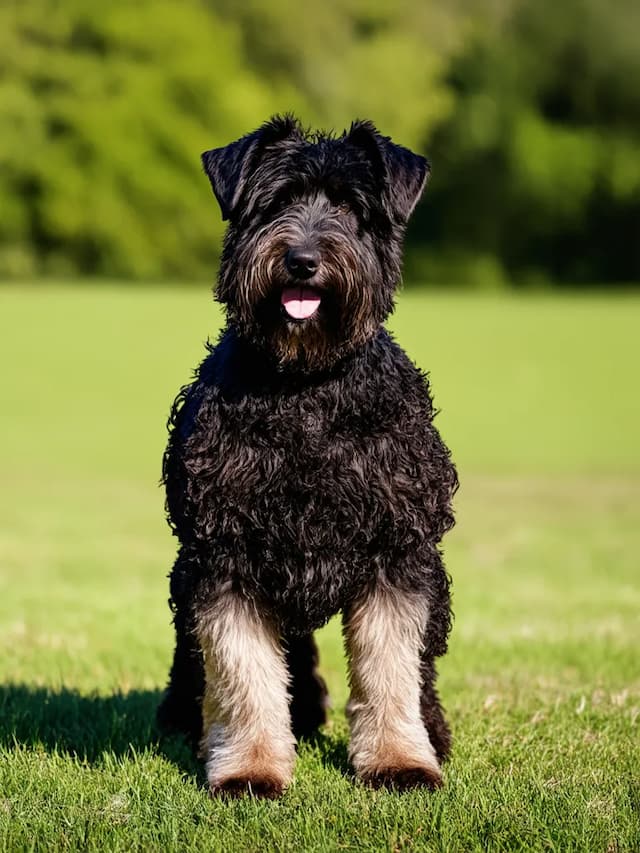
[158,115,457,797]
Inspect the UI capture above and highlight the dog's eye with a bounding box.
[336,202,351,215]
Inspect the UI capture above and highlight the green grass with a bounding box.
[0,283,638,852]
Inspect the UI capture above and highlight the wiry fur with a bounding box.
[197,592,296,797]
[157,115,458,796]
[345,587,443,790]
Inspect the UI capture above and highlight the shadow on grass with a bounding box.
[0,684,350,783]
[300,729,351,776]
[0,684,202,781]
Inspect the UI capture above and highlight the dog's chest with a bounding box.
[187,386,418,551]
[215,401,384,511]
[170,340,452,630]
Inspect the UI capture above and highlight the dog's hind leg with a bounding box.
[420,654,452,763]
[157,551,204,746]
[285,633,329,739]
[343,586,443,791]
[196,592,296,798]
[157,607,204,746]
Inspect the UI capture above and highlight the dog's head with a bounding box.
[203,115,429,372]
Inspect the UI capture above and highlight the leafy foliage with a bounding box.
[0,0,638,282]
[0,1,277,278]
[416,0,640,284]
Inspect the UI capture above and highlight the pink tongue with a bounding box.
[281,286,321,320]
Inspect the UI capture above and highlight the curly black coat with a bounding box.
[157,115,458,774]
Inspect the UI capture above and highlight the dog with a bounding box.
[157,115,458,798]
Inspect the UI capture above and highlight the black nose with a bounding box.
[285,247,320,279]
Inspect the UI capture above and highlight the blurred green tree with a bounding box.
[0,0,638,283]
[211,0,459,149]
[0,0,277,278]
[415,0,640,284]
[0,0,456,280]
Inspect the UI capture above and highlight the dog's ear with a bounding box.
[202,115,302,220]
[347,120,430,224]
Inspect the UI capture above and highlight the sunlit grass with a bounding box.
[0,283,638,851]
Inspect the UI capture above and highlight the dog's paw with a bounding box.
[209,774,287,799]
[361,764,443,792]
[205,746,295,799]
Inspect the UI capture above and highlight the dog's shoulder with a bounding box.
[164,331,228,448]
[351,328,437,419]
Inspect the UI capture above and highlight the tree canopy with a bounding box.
[1,0,638,284]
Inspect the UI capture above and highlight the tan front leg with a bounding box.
[344,586,442,790]
[196,593,296,797]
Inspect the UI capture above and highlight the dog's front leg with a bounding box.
[344,586,443,790]
[196,592,296,798]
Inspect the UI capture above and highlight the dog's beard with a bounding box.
[220,225,384,373]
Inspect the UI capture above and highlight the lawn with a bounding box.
[0,283,638,852]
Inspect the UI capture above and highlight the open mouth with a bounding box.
[280,285,322,321]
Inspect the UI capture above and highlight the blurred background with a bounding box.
[1,4,639,847]
[1,0,639,286]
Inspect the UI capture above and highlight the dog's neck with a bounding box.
[220,322,388,387]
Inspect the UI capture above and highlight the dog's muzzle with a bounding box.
[281,247,323,320]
